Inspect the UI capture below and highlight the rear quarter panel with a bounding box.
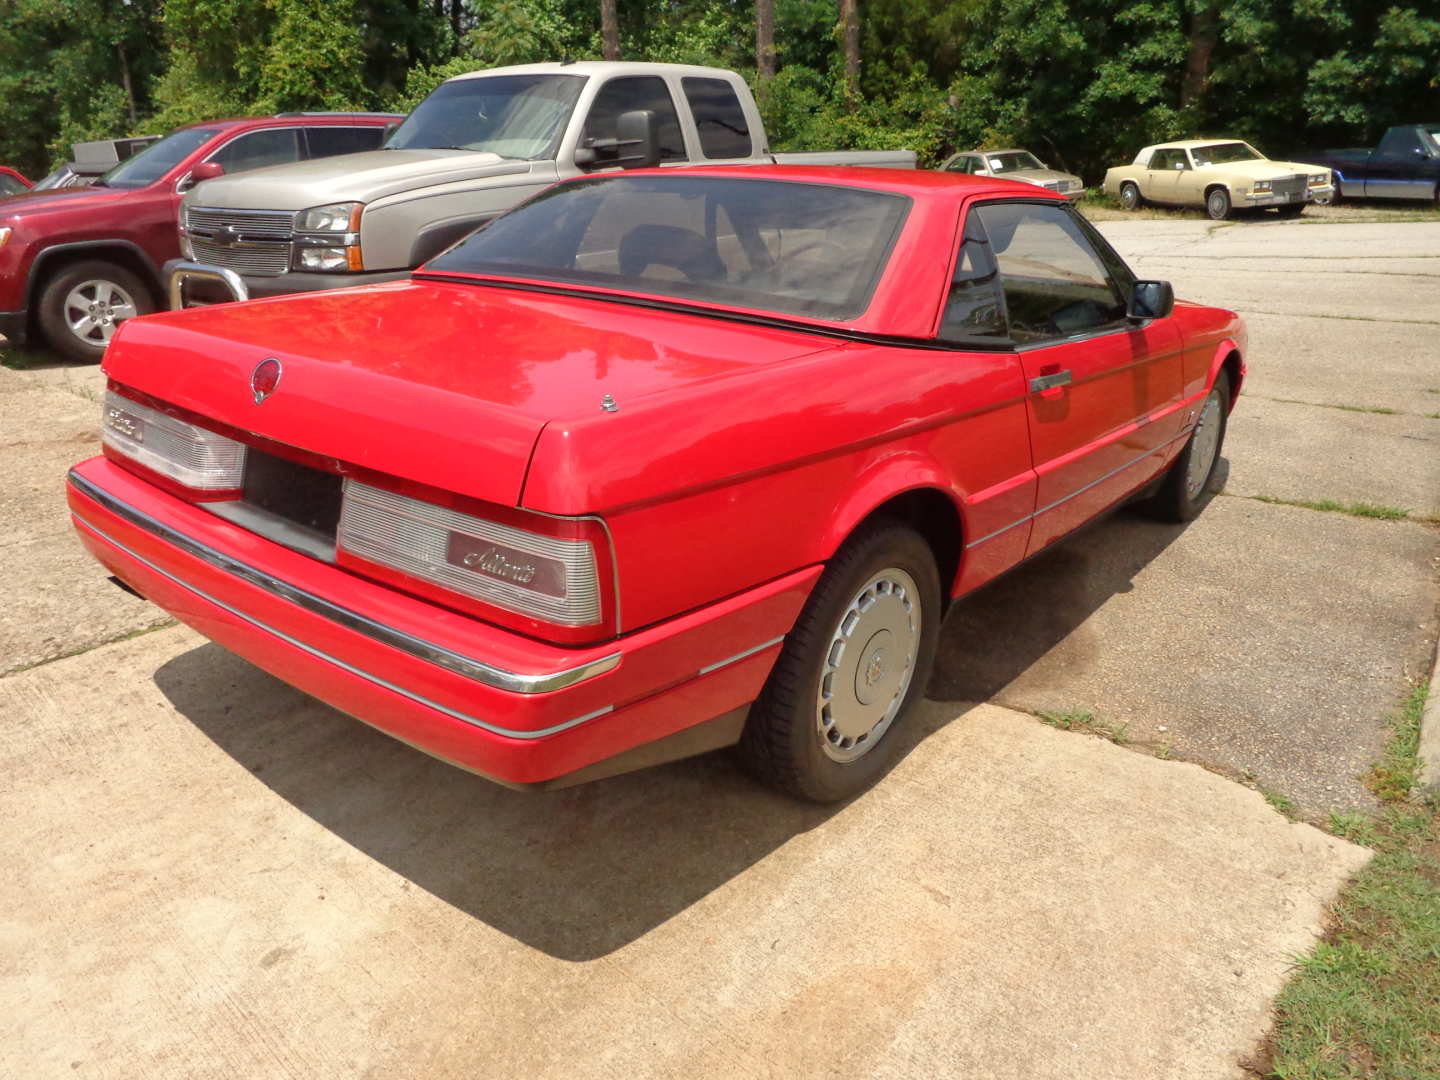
[523,339,1033,631]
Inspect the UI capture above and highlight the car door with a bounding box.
[969,199,1184,554]
[1143,149,1187,203]
[1365,127,1434,200]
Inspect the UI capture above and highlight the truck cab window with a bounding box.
[582,77,687,163]
[681,77,752,159]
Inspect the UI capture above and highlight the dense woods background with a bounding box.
[2,0,1437,183]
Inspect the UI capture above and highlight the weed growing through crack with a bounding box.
[1263,789,1300,820]
[1035,708,1131,745]
[1251,495,1414,521]
[1366,683,1429,802]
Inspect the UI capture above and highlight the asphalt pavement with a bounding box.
[3,214,1437,1077]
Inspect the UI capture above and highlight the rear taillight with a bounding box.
[336,480,612,637]
[102,389,247,499]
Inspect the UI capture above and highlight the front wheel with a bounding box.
[1205,188,1233,221]
[36,260,155,363]
[1275,203,1305,219]
[739,521,941,802]
[1146,371,1231,522]
[1119,182,1142,211]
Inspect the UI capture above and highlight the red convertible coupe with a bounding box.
[68,166,1244,801]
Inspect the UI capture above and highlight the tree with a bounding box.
[757,0,776,79]
[601,0,621,59]
[840,0,859,93]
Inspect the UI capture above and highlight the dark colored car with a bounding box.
[0,168,30,196]
[1306,124,1440,205]
[0,113,400,361]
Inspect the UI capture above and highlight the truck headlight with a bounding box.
[294,202,363,233]
[1252,180,1272,193]
[297,246,354,272]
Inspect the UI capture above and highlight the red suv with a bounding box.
[0,113,399,361]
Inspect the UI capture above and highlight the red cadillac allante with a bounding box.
[68,166,1244,801]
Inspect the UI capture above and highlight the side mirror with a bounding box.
[615,109,660,170]
[190,161,225,183]
[1129,280,1174,321]
[573,146,598,166]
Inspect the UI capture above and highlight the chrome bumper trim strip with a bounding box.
[698,635,786,675]
[72,512,616,740]
[68,470,621,695]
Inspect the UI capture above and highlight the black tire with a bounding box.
[1205,187,1232,221]
[1119,182,1142,211]
[1275,203,1305,219]
[1146,371,1231,523]
[739,521,942,802]
[36,260,155,363]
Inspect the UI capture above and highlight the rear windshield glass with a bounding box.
[101,127,219,188]
[424,175,911,320]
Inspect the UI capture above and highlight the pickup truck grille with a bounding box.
[1272,174,1306,198]
[187,208,294,239]
[189,239,291,276]
[186,208,294,277]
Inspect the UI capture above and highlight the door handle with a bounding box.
[1030,368,1072,394]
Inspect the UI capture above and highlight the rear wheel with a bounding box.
[37,260,155,363]
[1205,187,1232,221]
[1147,371,1231,522]
[1119,182,1142,211]
[739,521,941,802]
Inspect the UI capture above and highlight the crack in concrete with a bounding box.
[2,619,177,679]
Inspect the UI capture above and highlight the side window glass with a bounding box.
[582,77,686,162]
[306,126,386,159]
[939,212,1007,344]
[681,77,751,159]
[210,129,302,174]
[1147,150,1168,170]
[974,201,1127,344]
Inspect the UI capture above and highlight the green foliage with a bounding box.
[2,0,1438,185]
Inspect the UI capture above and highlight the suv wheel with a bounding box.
[37,261,154,363]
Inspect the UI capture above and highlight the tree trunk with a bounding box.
[840,0,859,96]
[117,43,137,127]
[756,0,775,80]
[1180,3,1221,109]
[601,0,621,61]
[450,0,462,47]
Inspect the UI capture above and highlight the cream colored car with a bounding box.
[1103,140,1333,220]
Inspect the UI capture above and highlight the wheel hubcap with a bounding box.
[1186,389,1224,499]
[815,568,920,763]
[64,280,138,345]
[1208,193,1226,218]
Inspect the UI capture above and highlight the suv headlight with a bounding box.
[295,202,362,233]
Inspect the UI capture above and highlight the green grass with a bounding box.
[1250,495,1415,522]
[1035,707,1130,745]
[1264,682,1438,1079]
[0,346,53,371]
[1270,398,1401,416]
[1263,788,1300,820]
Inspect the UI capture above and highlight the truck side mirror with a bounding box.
[1128,280,1174,321]
[615,110,660,170]
[190,161,226,183]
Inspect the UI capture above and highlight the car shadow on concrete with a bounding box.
[153,473,1210,962]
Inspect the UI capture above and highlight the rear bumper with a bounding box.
[67,457,817,787]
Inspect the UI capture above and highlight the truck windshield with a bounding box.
[386,74,584,160]
[1191,142,1262,166]
[100,128,219,189]
[423,175,911,321]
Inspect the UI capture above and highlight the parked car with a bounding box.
[939,149,1084,199]
[1304,124,1440,205]
[0,167,30,196]
[28,139,162,193]
[70,165,1244,801]
[172,61,915,306]
[0,113,400,360]
[1103,139,1333,220]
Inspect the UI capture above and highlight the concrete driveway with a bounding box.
[2,217,1434,1077]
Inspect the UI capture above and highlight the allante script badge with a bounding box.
[251,357,282,405]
